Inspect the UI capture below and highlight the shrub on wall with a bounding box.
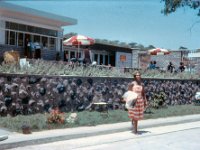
[150,92,167,109]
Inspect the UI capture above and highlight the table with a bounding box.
[91,102,108,114]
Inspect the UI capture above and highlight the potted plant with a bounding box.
[21,122,31,134]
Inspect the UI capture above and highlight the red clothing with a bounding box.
[128,83,145,120]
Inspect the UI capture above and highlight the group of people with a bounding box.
[24,38,41,59]
[167,61,185,73]
[148,61,157,69]
[148,60,185,73]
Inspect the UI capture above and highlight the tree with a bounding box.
[147,45,156,49]
[63,32,77,40]
[128,42,138,48]
[162,0,200,16]
[179,46,188,50]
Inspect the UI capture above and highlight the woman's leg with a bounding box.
[133,120,138,134]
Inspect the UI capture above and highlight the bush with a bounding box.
[193,100,200,106]
[47,108,65,124]
[150,92,167,109]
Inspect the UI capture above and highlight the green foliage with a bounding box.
[150,92,167,109]
[0,114,47,132]
[0,59,200,79]
[162,0,200,16]
[193,99,200,106]
[1,105,200,132]
[145,104,200,119]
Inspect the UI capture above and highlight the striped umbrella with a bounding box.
[63,35,95,46]
[148,48,170,55]
[63,35,95,58]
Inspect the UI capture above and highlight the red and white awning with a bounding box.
[148,48,170,55]
[63,35,95,46]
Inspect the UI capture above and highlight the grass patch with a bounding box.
[0,105,199,133]
[144,104,200,119]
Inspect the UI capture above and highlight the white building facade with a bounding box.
[0,2,77,60]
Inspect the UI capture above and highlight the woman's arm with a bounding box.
[142,86,148,108]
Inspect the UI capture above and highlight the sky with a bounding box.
[6,0,200,50]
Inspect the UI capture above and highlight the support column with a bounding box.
[98,54,100,65]
[0,20,5,44]
[103,54,105,65]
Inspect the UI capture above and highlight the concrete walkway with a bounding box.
[0,114,200,149]
[0,128,9,142]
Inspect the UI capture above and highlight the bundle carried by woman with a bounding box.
[122,90,138,109]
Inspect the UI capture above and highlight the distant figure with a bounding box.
[179,62,185,72]
[167,62,175,73]
[148,61,154,69]
[83,48,91,65]
[55,52,61,61]
[149,61,156,69]
[24,38,29,58]
[34,42,41,59]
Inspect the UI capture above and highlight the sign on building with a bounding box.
[116,52,132,68]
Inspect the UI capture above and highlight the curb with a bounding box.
[0,135,8,142]
[1,114,200,149]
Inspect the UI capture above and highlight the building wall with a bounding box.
[115,51,132,68]
[133,50,183,70]
[132,50,140,68]
[41,48,57,60]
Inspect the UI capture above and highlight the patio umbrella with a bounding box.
[63,35,95,58]
[148,48,170,55]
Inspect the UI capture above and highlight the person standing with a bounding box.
[179,62,185,72]
[128,71,147,134]
[167,62,175,73]
[24,38,29,58]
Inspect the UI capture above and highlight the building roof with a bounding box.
[0,2,77,28]
[90,42,136,53]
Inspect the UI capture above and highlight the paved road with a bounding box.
[7,121,200,150]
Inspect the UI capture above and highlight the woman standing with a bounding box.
[128,71,147,134]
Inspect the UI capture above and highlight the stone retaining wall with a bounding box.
[0,74,199,116]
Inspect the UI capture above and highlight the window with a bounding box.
[105,55,108,65]
[10,31,16,45]
[5,21,59,37]
[19,24,26,32]
[6,22,10,29]
[5,30,9,45]
[94,54,98,62]
[42,36,48,48]
[77,52,81,58]
[49,30,57,37]
[27,26,34,32]
[100,54,103,65]
[70,51,75,59]
[34,35,40,43]
[10,22,18,30]
[49,37,55,49]
[18,32,24,46]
